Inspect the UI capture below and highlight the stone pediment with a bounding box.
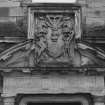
[0,39,104,72]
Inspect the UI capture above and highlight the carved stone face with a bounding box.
[37,17,48,37]
[35,13,75,63]
[62,17,74,41]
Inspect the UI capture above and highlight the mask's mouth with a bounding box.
[51,31,60,42]
[51,38,58,42]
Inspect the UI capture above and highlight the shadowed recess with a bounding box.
[28,102,82,105]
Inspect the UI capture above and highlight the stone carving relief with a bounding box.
[34,13,75,65]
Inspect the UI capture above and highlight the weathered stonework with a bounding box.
[0,1,105,105]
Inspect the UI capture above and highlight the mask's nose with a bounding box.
[53,30,58,35]
[51,31,59,42]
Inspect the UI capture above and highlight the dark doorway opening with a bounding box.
[27,102,82,105]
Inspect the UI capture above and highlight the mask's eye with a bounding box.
[55,17,59,20]
[63,33,70,41]
[50,17,54,20]
[42,24,47,28]
[70,31,73,35]
[39,32,44,34]
[64,33,70,38]
[62,24,68,28]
